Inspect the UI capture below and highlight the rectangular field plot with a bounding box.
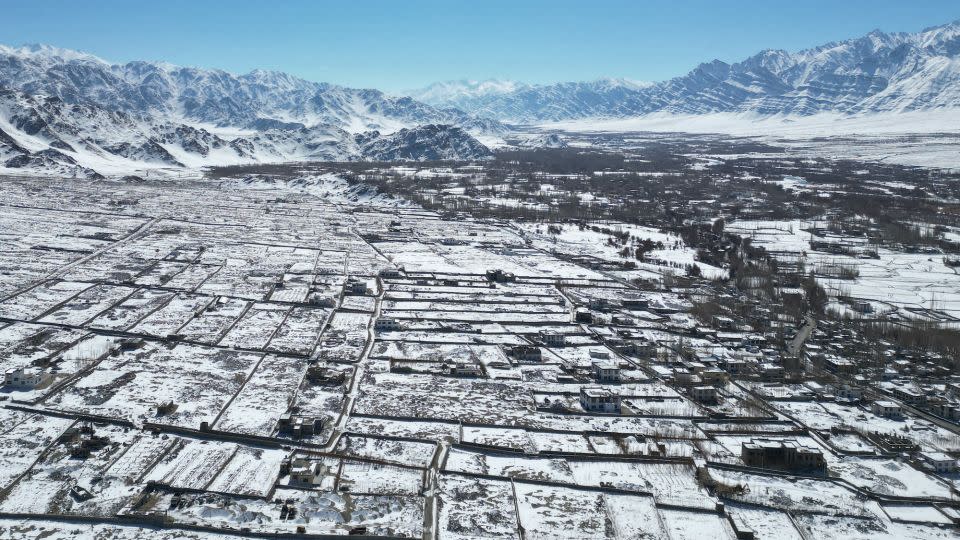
[0,412,73,490]
[214,354,306,436]
[437,474,520,540]
[132,293,211,337]
[0,281,91,321]
[87,289,175,331]
[177,297,249,344]
[266,306,329,355]
[105,434,177,482]
[206,446,288,497]
[339,461,424,496]
[39,284,135,326]
[219,303,289,349]
[335,435,436,468]
[145,438,238,490]
[46,342,260,428]
[0,324,88,372]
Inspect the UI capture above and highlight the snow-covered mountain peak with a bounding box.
[0,43,506,138]
[407,79,529,105]
[0,43,109,64]
[590,77,653,90]
[413,19,960,122]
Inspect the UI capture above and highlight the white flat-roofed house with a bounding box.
[759,363,784,381]
[591,361,620,383]
[690,385,718,403]
[891,385,926,406]
[378,267,403,279]
[374,317,401,332]
[539,331,566,347]
[579,386,621,413]
[3,367,46,388]
[508,345,542,362]
[346,278,368,295]
[920,451,956,473]
[287,458,322,485]
[589,348,611,361]
[870,400,902,418]
[834,384,863,402]
[713,315,735,330]
[741,438,826,473]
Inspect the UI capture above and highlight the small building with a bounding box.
[305,365,345,385]
[448,363,483,378]
[926,397,960,421]
[374,317,401,332]
[589,348,611,361]
[690,385,718,404]
[891,386,926,406]
[741,438,826,473]
[605,338,635,355]
[674,370,702,387]
[824,356,857,375]
[486,269,516,283]
[309,294,337,307]
[870,400,902,418]
[697,367,728,385]
[713,316,735,330]
[920,451,956,473]
[759,363,784,381]
[345,278,368,295]
[579,386,621,413]
[286,458,323,485]
[60,424,110,458]
[508,345,542,362]
[278,414,323,439]
[588,297,610,311]
[539,331,566,347]
[378,267,403,279]
[633,340,657,359]
[574,308,594,324]
[3,367,46,388]
[621,294,648,309]
[834,384,863,402]
[69,485,94,502]
[591,361,620,384]
[727,513,755,540]
[717,356,747,375]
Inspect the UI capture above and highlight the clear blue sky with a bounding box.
[5,0,959,91]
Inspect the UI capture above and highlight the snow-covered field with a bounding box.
[726,219,960,319]
[542,111,960,168]
[0,166,955,538]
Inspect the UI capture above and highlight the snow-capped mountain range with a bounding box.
[407,78,656,122]
[409,20,960,122]
[0,44,502,177]
[1,19,959,177]
[0,43,506,132]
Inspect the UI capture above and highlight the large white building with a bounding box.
[3,367,46,388]
[579,386,621,413]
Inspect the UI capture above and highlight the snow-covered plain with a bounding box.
[541,110,960,168]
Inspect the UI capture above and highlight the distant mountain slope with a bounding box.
[409,20,960,122]
[409,78,654,122]
[0,88,492,178]
[358,124,494,161]
[0,44,502,135]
